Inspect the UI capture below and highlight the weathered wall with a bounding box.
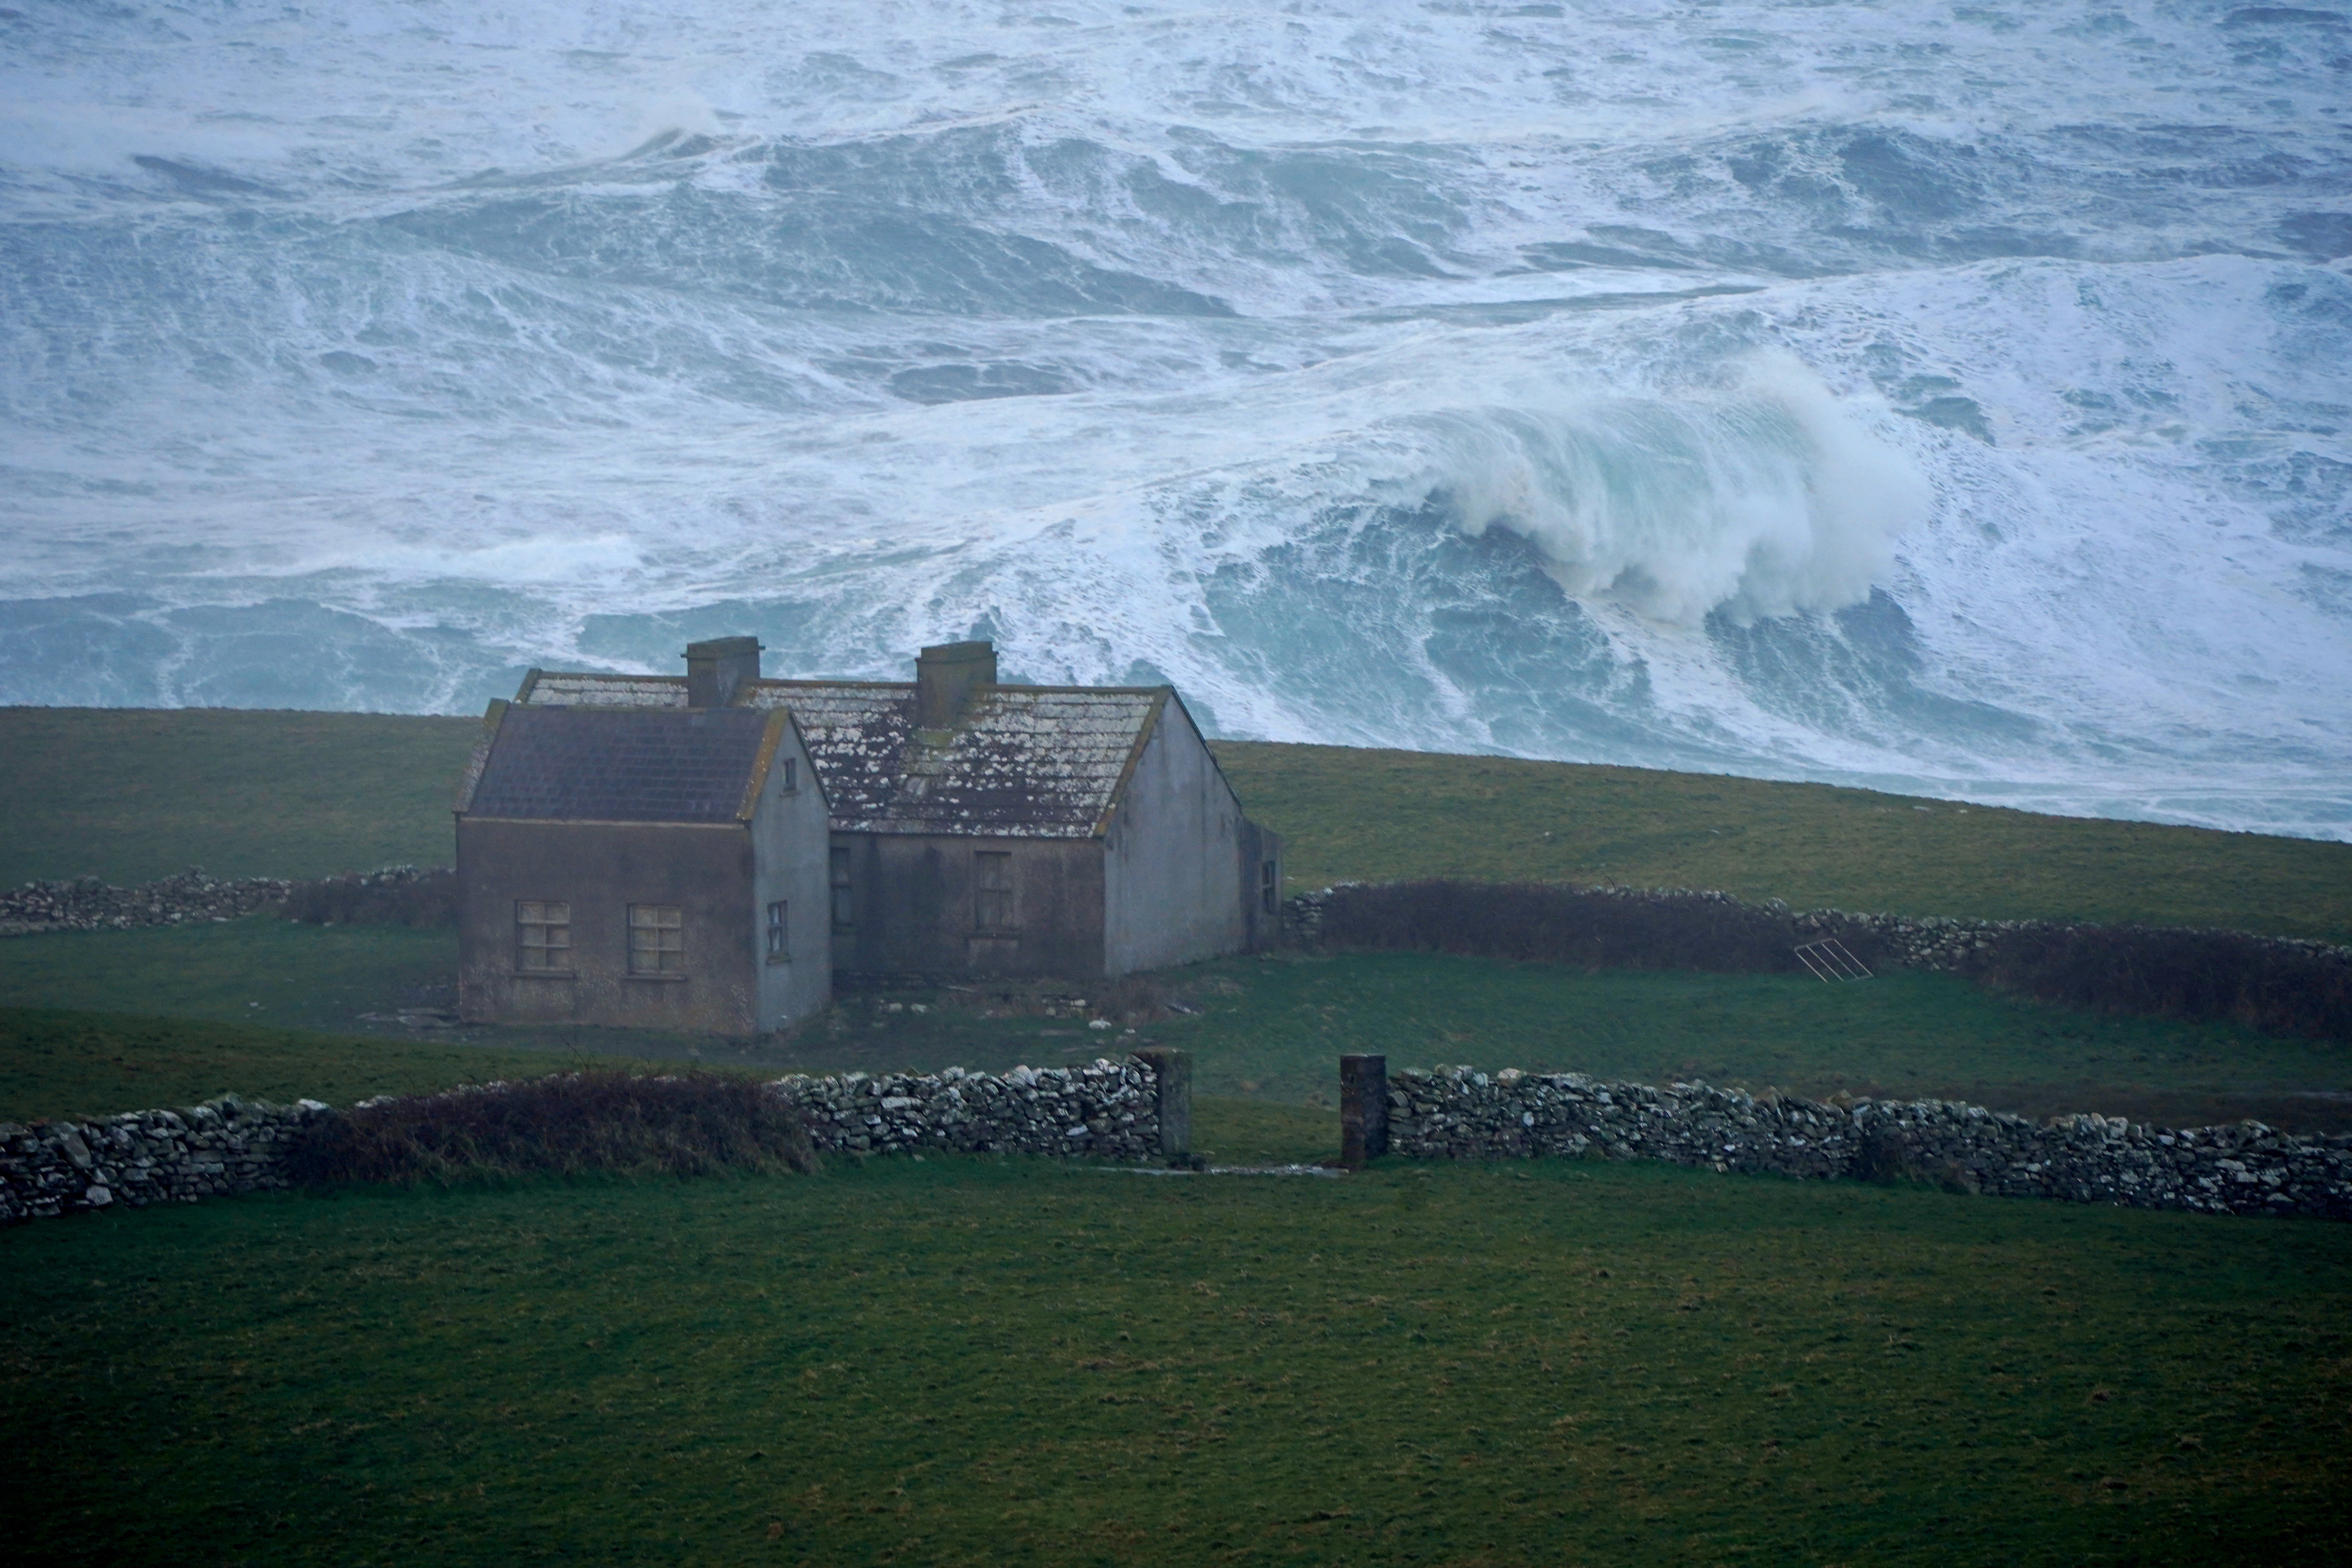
[4,1054,1194,1225]
[457,819,759,1032]
[0,1096,333,1223]
[831,831,1104,981]
[1103,702,1254,975]
[2,870,292,936]
[750,726,832,1031]
[775,1056,1172,1160]
[1384,1066,2352,1220]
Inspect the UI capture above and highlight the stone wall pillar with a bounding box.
[1136,1047,1192,1161]
[1341,1053,1388,1165]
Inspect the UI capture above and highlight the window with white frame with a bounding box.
[627,904,684,975]
[766,899,788,960]
[515,901,572,972]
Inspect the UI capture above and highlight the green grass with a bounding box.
[9,708,2351,938]
[1212,742,2352,942]
[0,706,478,886]
[0,1009,646,1126]
[0,916,457,1036]
[7,930,2347,1132]
[6,1148,2347,1565]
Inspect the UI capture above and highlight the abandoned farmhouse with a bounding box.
[453,638,1283,1034]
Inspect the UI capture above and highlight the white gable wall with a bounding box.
[1102,702,1248,977]
[751,723,833,1030]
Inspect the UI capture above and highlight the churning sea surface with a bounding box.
[2,2,2348,837]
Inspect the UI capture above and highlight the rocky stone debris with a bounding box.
[773,1057,1164,1161]
[0,1095,336,1223]
[1386,1065,2352,1220]
[0,870,293,936]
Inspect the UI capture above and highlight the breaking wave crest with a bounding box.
[1,0,2348,836]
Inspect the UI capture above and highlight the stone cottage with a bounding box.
[452,699,832,1033]
[502,636,1283,990]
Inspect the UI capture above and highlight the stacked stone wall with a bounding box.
[774,1058,1165,1160]
[0,1096,334,1222]
[1,871,293,936]
[1385,1066,2352,1220]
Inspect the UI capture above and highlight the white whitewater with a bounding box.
[0,0,2346,835]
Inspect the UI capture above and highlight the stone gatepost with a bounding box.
[1341,1053,1388,1165]
[1135,1047,1193,1163]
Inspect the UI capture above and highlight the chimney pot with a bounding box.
[684,636,762,708]
[914,640,996,732]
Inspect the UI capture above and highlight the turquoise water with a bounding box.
[1,1,2347,835]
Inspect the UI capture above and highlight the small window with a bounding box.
[1260,858,1279,915]
[829,847,854,933]
[974,850,1015,932]
[766,900,789,960]
[516,901,572,972]
[628,904,684,975]
[780,756,797,792]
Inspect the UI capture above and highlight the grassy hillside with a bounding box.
[0,706,480,886]
[6,1151,2346,1565]
[7,708,2348,937]
[1213,742,2352,942]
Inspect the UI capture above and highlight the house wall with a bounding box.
[1102,704,1254,976]
[750,730,832,1031]
[457,820,759,1033]
[831,831,1104,980]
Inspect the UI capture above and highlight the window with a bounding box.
[515,901,572,972]
[829,847,854,933]
[627,904,684,975]
[1261,858,1279,915]
[766,900,789,960]
[974,850,1015,931]
[780,756,797,792]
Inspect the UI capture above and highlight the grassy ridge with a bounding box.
[5,1151,2347,1565]
[7,708,2351,938]
[0,706,479,886]
[1213,742,2352,941]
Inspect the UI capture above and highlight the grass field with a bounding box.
[0,706,479,887]
[1213,743,2352,941]
[6,930,2349,1132]
[6,1143,2347,1566]
[8,708,2352,1563]
[9,708,2352,938]
[0,1009,646,1127]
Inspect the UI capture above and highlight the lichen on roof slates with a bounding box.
[518,673,1163,838]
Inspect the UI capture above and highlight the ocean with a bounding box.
[2,0,2347,835]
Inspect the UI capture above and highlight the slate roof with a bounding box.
[513,673,1170,839]
[462,706,779,824]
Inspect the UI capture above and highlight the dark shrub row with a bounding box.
[1313,879,1805,974]
[281,866,457,928]
[1307,879,2352,1041]
[1961,925,2352,1042]
[291,1070,819,1187]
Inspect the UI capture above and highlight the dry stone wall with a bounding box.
[0,1096,333,1222]
[774,1058,1169,1160]
[1,871,292,936]
[1386,1066,2352,1220]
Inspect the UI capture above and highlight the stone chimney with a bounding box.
[914,639,996,735]
[684,636,761,708]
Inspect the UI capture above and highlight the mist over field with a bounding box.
[2,0,2347,836]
